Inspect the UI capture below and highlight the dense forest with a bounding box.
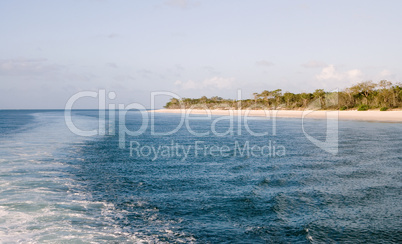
[165,80,402,111]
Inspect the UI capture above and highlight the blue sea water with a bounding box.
[0,110,401,243]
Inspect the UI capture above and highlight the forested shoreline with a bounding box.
[165,80,402,111]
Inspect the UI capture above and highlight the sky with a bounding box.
[1,0,402,109]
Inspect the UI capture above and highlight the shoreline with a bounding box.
[153,109,402,123]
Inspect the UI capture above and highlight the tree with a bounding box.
[164,80,402,110]
[252,92,259,106]
[271,89,282,108]
[391,83,402,107]
[300,93,312,107]
[379,80,392,89]
[378,80,393,106]
[200,96,208,103]
[350,81,377,105]
[344,87,355,107]
[313,89,326,108]
[260,90,271,107]
[283,92,294,108]
[211,96,223,102]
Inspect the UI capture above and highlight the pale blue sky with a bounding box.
[1,0,401,108]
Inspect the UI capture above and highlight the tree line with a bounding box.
[164,80,402,111]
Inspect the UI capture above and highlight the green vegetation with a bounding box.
[380,107,388,111]
[165,80,402,110]
[357,104,369,111]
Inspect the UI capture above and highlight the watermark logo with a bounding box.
[302,90,339,155]
[129,140,285,161]
[64,89,339,158]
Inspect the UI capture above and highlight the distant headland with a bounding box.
[164,80,402,112]
[157,80,402,122]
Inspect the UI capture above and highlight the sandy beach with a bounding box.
[154,109,402,123]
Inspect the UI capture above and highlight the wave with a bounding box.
[0,111,133,242]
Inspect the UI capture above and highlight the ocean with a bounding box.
[0,110,401,243]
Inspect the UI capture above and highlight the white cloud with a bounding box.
[175,76,235,90]
[301,60,327,68]
[380,69,391,77]
[256,60,274,67]
[203,77,234,89]
[316,65,363,82]
[315,65,342,80]
[346,69,363,80]
[376,69,398,81]
[0,58,62,76]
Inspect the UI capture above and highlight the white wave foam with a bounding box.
[0,112,197,243]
